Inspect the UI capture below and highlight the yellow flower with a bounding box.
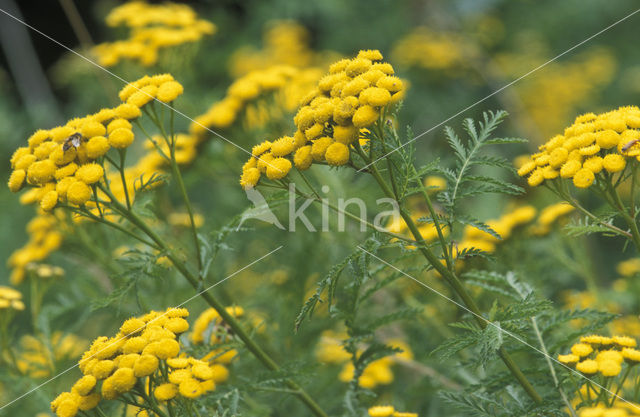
[127,85,157,107]
[558,354,579,365]
[240,167,261,190]
[179,378,202,398]
[8,169,26,192]
[360,87,392,107]
[271,136,296,157]
[66,181,92,206]
[576,359,599,374]
[622,347,640,363]
[40,190,59,212]
[114,103,141,119]
[527,169,544,187]
[368,406,395,417]
[108,367,136,393]
[75,164,104,185]
[85,136,110,159]
[613,336,637,348]
[157,81,184,102]
[573,168,595,188]
[164,317,189,334]
[27,160,56,184]
[120,318,146,336]
[597,129,621,149]
[603,153,626,173]
[133,354,159,377]
[154,383,178,401]
[71,375,96,396]
[108,128,135,149]
[81,121,106,138]
[77,393,100,411]
[598,359,622,377]
[191,362,214,380]
[294,146,313,170]
[325,142,350,166]
[265,157,292,180]
[333,125,359,144]
[91,360,115,380]
[352,105,380,128]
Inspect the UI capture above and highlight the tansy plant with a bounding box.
[49,307,233,417]
[7,75,329,417]
[240,50,557,410]
[518,107,640,252]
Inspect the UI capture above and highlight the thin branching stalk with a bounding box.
[361,131,543,404]
[530,316,577,416]
[93,184,330,417]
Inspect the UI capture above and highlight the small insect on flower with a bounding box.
[62,133,84,152]
[621,138,640,153]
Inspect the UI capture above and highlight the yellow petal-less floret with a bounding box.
[178,378,202,399]
[576,359,599,374]
[598,359,622,377]
[40,190,59,212]
[127,85,157,107]
[66,181,92,206]
[325,142,350,166]
[75,164,104,185]
[109,128,135,149]
[368,405,395,417]
[27,160,56,184]
[294,146,313,170]
[270,136,296,157]
[8,169,26,192]
[603,153,626,173]
[114,103,142,120]
[240,167,260,190]
[154,383,178,401]
[133,354,159,377]
[573,168,595,188]
[157,81,184,102]
[265,157,292,180]
[352,105,379,128]
[81,121,106,138]
[72,375,97,396]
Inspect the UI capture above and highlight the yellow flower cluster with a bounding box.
[190,65,323,139]
[190,306,243,365]
[94,1,216,67]
[518,106,640,188]
[368,405,418,417]
[7,214,62,284]
[51,307,227,417]
[228,21,330,78]
[577,403,640,417]
[315,331,413,389]
[529,202,575,235]
[496,46,615,139]
[558,335,640,378]
[239,50,405,189]
[392,27,475,72]
[458,206,537,254]
[0,286,24,311]
[617,258,640,277]
[16,332,87,378]
[24,263,65,280]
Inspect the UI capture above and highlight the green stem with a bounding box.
[530,316,576,416]
[151,105,203,276]
[96,185,329,417]
[117,148,132,210]
[610,183,640,252]
[610,365,632,406]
